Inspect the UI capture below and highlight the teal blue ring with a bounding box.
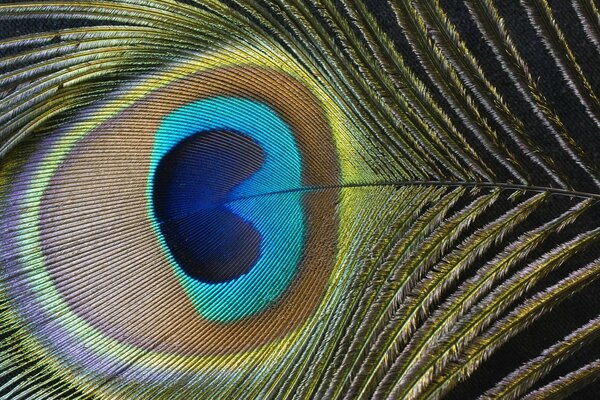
[147,96,305,322]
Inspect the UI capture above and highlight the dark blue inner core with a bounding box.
[152,130,265,283]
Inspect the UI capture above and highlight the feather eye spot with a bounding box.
[1,65,340,380]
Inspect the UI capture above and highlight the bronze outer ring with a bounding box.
[40,66,339,355]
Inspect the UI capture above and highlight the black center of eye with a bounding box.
[152,130,265,283]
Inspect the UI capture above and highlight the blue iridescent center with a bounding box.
[148,97,305,322]
[152,129,264,283]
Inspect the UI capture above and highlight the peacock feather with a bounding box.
[2,0,600,398]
